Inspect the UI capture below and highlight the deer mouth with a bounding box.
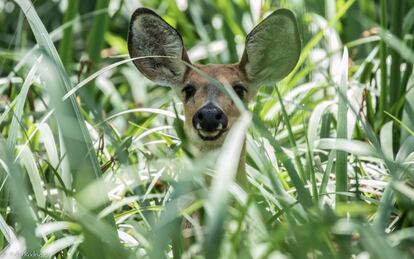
[194,122,227,141]
[197,129,226,141]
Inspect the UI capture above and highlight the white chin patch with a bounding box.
[199,130,221,138]
[193,123,226,141]
[195,128,226,141]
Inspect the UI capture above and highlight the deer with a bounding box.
[127,7,301,187]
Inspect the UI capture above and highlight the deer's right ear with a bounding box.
[128,8,191,86]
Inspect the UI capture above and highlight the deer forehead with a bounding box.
[185,64,247,87]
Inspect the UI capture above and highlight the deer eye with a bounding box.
[233,84,247,99]
[182,84,196,102]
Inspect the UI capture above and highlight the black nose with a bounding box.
[192,103,228,132]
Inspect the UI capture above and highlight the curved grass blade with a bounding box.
[274,87,306,181]
[316,138,377,157]
[204,112,251,259]
[62,56,175,101]
[18,145,46,209]
[6,55,40,147]
[0,136,41,252]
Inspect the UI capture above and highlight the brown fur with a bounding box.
[180,64,249,151]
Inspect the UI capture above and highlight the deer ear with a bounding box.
[239,9,301,86]
[128,8,191,86]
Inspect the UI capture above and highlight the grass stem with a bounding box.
[379,0,388,123]
[335,48,349,206]
[59,0,79,69]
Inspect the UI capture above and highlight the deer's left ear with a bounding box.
[239,9,301,86]
[128,8,191,86]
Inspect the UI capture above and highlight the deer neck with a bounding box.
[191,140,248,188]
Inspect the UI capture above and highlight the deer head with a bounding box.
[128,8,301,151]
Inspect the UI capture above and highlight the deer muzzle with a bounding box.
[192,103,228,141]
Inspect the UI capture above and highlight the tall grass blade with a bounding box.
[62,57,142,100]
[204,112,251,259]
[6,56,40,147]
[18,145,46,209]
[379,0,388,122]
[275,87,306,181]
[59,0,79,69]
[316,138,377,157]
[83,0,110,103]
[87,0,109,64]
[386,111,414,137]
[380,122,394,160]
[389,0,405,107]
[335,47,349,205]
[0,136,41,252]
[319,151,335,197]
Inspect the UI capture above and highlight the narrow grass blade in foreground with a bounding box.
[0,137,41,253]
[335,47,349,205]
[379,0,388,122]
[204,112,252,259]
[59,0,79,69]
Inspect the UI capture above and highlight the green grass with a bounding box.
[0,0,414,258]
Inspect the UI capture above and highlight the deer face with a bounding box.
[128,8,301,151]
[179,64,248,150]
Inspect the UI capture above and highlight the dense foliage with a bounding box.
[0,0,414,258]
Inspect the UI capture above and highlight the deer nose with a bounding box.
[192,103,228,132]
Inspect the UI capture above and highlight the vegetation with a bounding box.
[0,0,414,258]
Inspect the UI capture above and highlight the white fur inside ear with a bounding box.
[129,13,187,86]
